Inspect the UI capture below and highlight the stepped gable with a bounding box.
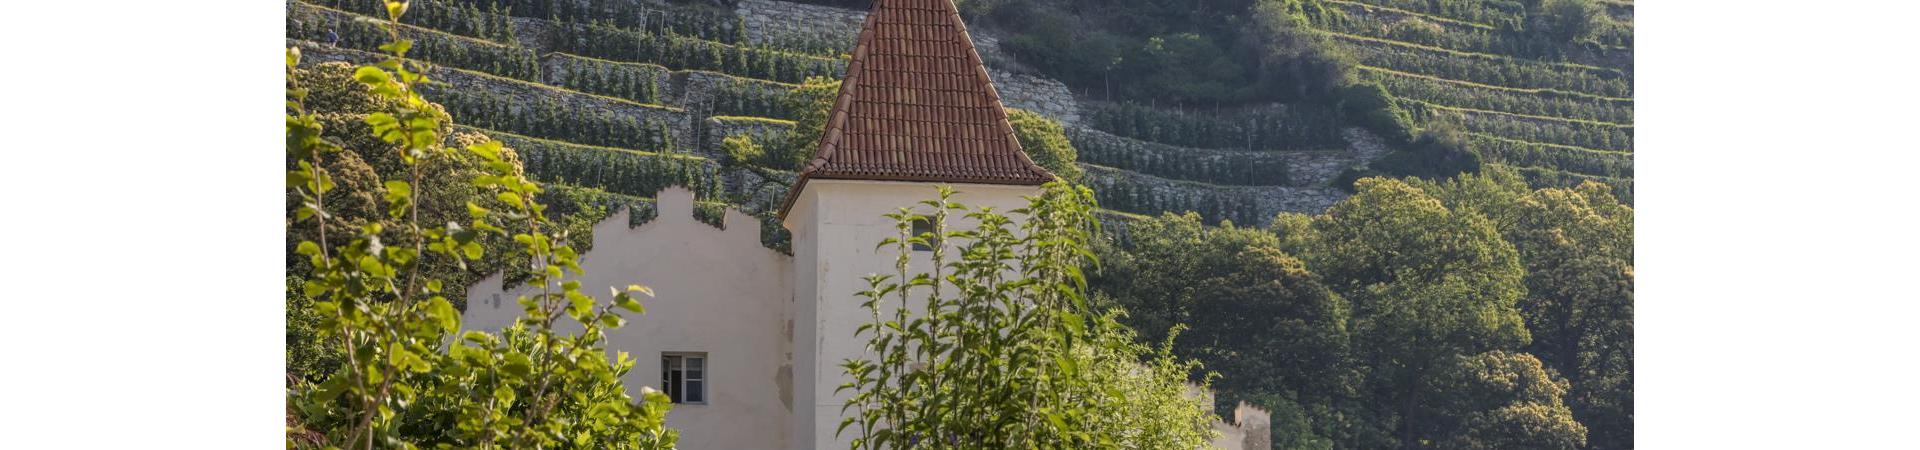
[780,0,1053,217]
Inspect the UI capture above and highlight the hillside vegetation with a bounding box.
[286,1,1632,448]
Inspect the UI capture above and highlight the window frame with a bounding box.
[909,218,934,252]
[661,352,708,405]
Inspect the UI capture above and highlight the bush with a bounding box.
[774,77,841,170]
[285,12,678,446]
[1338,82,1417,145]
[1368,125,1484,180]
[1536,0,1605,43]
[840,184,1219,448]
[1005,109,1082,182]
[721,134,767,167]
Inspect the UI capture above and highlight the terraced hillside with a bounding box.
[288,0,1398,237]
[1306,0,1635,201]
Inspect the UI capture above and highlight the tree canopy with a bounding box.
[1093,167,1629,449]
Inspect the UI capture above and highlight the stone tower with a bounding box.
[778,0,1055,448]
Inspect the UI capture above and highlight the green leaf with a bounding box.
[378,39,413,58]
[467,140,503,162]
[613,292,646,314]
[460,241,483,260]
[352,66,390,86]
[503,353,533,377]
[496,192,524,209]
[425,296,458,333]
[567,291,593,318]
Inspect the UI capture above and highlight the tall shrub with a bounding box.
[1005,108,1082,182]
[838,184,1218,449]
[285,3,676,447]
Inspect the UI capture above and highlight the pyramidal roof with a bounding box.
[780,0,1054,218]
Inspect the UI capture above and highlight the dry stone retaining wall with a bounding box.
[735,0,863,55]
[991,69,1081,125]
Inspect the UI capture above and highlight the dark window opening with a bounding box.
[662,353,706,404]
[911,218,934,252]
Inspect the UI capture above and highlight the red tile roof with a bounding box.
[781,0,1054,218]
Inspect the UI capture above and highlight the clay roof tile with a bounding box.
[780,0,1053,219]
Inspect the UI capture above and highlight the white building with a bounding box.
[462,1,1267,448]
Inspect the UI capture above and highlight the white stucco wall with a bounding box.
[783,179,1044,450]
[462,187,793,450]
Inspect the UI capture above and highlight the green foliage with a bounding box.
[1086,102,1348,151]
[425,87,673,150]
[314,0,520,44]
[1421,107,1632,151]
[1070,128,1293,186]
[1422,351,1588,449]
[495,130,723,199]
[1244,0,1355,100]
[465,0,747,44]
[1335,81,1416,144]
[1307,0,1611,62]
[1005,108,1082,182]
[774,76,842,170]
[1090,213,1355,445]
[1466,133,1631,178]
[1535,0,1605,43]
[1269,178,1533,447]
[1081,167,1278,226]
[839,184,1218,449]
[721,133,780,170]
[546,20,843,84]
[1415,168,1633,449]
[1344,42,1629,97]
[1364,71,1631,124]
[982,0,1349,104]
[1087,172,1630,449]
[1361,125,1484,181]
[290,2,540,81]
[285,8,677,447]
[1338,0,1532,28]
[1502,163,1632,204]
[547,56,666,104]
[709,76,802,120]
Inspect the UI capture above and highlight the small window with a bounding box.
[910,218,934,252]
[662,353,707,404]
